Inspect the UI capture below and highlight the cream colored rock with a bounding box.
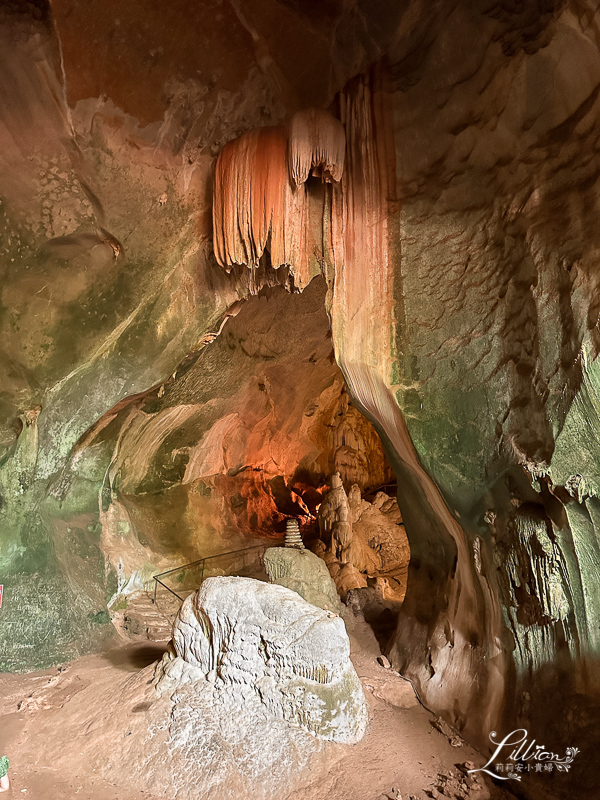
[348,532,382,576]
[263,546,343,613]
[335,563,368,600]
[320,484,409,603]
[348,483,370,523]
[161,576,368,743]
[372,678,419,709]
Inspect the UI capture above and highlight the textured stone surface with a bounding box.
[316,486,409,603]
[0,274,391,669]
[263,546,343,613]
[156,671,335,800]
[212,108,344,288]
[162,576,367,743]
[0,649,339,800]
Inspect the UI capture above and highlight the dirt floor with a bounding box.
[0,614,518,800]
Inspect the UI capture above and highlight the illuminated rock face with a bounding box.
[161,576,367,743]
[212,109,345,288]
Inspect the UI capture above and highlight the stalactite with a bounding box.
[287,108,346,186]
[211,125,306,275]
[212,125,306,274]
[212,109,345,290]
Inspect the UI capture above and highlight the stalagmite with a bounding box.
[318,473,353,564]
[158,576,367,743]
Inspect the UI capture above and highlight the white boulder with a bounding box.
[161,576,368,744]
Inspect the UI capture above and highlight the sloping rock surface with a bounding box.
[263,545,344,613]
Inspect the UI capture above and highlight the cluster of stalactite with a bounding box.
[288,108,346,185]
[212,108,345,289]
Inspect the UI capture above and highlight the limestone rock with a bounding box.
[318,472,353,564]
[5,0,600,764]
[348,483,370,523]
[347,532,383,576]
[163,576,367,743]
[318,483,410,603]
[372,678,418,710]
[263,546,343,613]
[336,564,369,601]
[157,668,336,800]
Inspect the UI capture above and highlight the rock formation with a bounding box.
[316,483,410,604]
[212,126,304,274]
[349,489,410,600]
[0,273,394,671]
[318,473,353,564]
[212,107,345,289]
[157,576,367,744]
[288,108,346,186]
[263,545,343,614]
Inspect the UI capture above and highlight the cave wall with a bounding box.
[335,12,600,786]
[84,278,394,590]
[0,0,243,669]
[369,7,600,768]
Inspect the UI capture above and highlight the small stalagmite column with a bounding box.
[318,473,353,564]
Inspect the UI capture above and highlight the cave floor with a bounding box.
[0,618,514,800]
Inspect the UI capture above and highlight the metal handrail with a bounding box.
[152,541,282,604]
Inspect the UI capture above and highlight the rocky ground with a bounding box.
[0,610,521,800]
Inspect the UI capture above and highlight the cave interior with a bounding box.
[1,1,600,799]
